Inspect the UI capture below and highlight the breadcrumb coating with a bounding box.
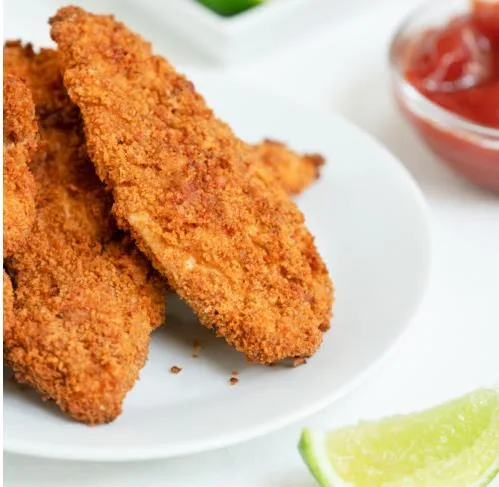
[251,140,324,196]
[51,7,333,364]
[3,73,38,258]
[3,42,166,424]
[4,271,15,336]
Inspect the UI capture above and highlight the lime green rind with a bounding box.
[475,465,499,487]
[299,388,499,487]
[299,429,332,487]
[483,465,499,487]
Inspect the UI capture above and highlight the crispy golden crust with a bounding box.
[51,7,333,364]
[4,271,14,336]
[3,43,166,424]
[3,72,37,258]
[251,140,324,196]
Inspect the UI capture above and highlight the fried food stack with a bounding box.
[4,43,167,424]
[3,6,334,424]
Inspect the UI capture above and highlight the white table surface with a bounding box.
[4,0,499,485]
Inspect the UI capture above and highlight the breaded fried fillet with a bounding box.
[4,271,15,336]
[3,42,166,424]
[3,73,37,258]
[251,140,324,196]
[51,7,333,364]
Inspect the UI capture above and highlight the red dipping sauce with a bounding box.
[406,3,499,128]
[392,0,499,191]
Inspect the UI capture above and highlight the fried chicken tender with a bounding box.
[3,73,38,259]
[3,42,166,424]
[251,140,324,196]
[4,271,15,336]
[51,6,333,364]
[3,73,37,348]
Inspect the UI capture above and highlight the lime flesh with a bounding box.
[299,388,499,487]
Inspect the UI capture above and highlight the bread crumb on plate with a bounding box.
[192,339,201,358]
[170,366,182,374]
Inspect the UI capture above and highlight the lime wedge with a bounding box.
[299,388,499,487]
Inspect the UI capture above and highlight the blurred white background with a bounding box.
[4,0,499,485]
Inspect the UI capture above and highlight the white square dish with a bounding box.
[130,0,342,63]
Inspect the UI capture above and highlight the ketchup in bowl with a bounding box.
[391,0,499,191]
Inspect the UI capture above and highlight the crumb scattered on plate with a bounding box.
[192,339,201,358]
[170,366,182,374]
[231,370,239,376]
[229,377,239,385]
[292,357,307,367]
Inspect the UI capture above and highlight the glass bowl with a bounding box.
[389,0,499,192]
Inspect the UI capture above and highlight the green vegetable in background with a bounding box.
[197,0,264,17]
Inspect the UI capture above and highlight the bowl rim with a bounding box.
[388,0,499,140]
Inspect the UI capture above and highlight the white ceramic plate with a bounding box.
[4,74,431,461]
